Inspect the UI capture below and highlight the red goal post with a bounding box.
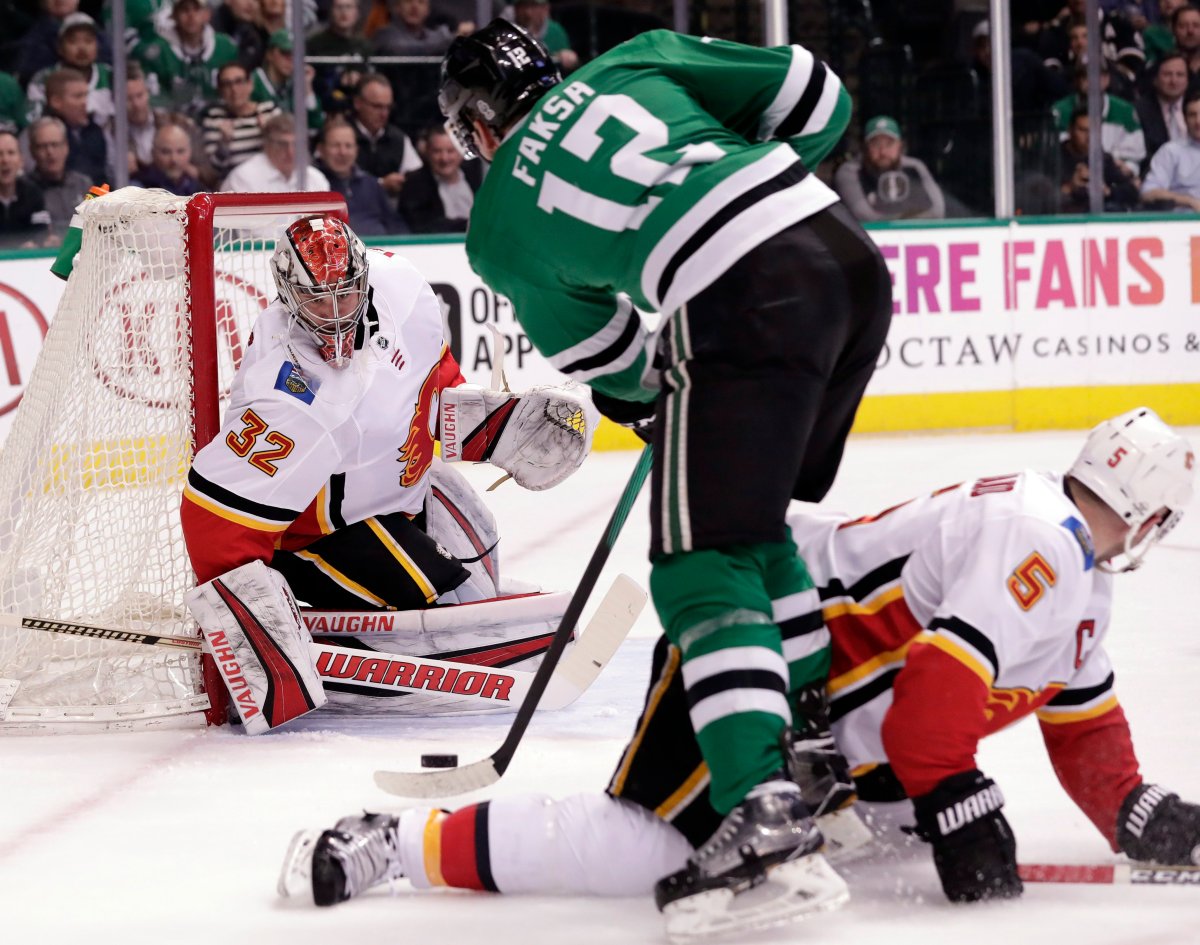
[0,190,348,732]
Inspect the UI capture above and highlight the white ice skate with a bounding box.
[278,812,405,906]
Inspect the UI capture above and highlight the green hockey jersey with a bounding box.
[466,31,851,405]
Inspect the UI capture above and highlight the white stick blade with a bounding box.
[374,756,501,799]
[541,574,646,710]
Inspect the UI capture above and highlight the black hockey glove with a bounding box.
[1116,784,1200,865]
[590,390,656,443]
[908,769,1023,903]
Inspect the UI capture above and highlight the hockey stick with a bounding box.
[1,591,569,650]
[375,444,654,798]
[0,613,203,650]
[1019,863,1200,885]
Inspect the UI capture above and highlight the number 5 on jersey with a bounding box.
[1007,551,1056,610]
[226,408,295,476]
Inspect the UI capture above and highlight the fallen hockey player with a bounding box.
[279,407,1199,941]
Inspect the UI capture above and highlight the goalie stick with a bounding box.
[374,444,654,798]
[1019,863,1200,885]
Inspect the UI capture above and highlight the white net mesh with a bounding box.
[0,189,343,730]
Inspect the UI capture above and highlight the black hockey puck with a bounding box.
[420,753,459,768]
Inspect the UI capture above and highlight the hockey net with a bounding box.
[0,189,347,732]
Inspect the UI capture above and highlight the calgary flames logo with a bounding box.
[397,359,441,487]
[983,685,1055,721]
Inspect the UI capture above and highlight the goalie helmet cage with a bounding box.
[0,190,348,733]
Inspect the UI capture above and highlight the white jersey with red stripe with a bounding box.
[787,470,1117,779]
[182,249,462,583]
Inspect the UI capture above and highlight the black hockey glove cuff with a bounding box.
[909,769,1023,903]
[590,390,656,443]
[1116,784,1200,865]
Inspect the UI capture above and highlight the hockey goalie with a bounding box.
[181,215,604,732]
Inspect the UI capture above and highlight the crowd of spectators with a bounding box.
[6,0,1200,248]
[0,0,578,246]
[839,0,1200,219]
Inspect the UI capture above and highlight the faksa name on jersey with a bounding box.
[509,80,595,187]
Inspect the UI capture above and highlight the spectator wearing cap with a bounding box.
[135,0,239,116]
[834,116,947,221]
[132,122,203,195]
[1137,52,1190,171]
[220,112,329,192]
[350,74,422,200]
[1059,109,1141,213]
[314,117,407,235]
[0,129,51,246]
[1050,61,1145,170]
[251,30,324,129]
[399,125,482,232]
[200,61,281,183]
[25,115,91,238]
[17,0,113,88]
[510,0,578,71]
[26,13,114,127]
[1142,91,1200,209]
[372,0,455,56]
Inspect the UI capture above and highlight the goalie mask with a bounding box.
[1068,406,1196,572]
[272,216,369,367]
[439,18,561,159]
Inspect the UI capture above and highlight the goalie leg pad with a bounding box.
[185,560,326,733]
[425,459,502,602]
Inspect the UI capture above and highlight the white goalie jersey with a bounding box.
[182,249,466,584]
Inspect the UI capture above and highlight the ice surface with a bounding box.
[3,429,1199,944]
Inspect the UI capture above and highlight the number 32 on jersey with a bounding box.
[1007,551,1056,610]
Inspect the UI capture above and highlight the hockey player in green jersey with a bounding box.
[436,20,892,935]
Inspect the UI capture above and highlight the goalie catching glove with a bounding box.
[185,560,326,733]
[440,381,600,490]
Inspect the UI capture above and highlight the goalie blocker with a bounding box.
[186,561,327,733]
[440,382,600,490]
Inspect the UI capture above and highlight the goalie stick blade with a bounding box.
[372,573,644,798]
[541,574,645,711]
[374,756,500,798]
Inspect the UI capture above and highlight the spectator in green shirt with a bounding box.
[251,30,324,131]
[135,0,238,116]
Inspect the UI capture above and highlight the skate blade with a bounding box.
[662,853,849,942]
[818,807,874,863]
[277,829,320,901]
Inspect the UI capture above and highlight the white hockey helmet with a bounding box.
[1067,407,1196,572]
[271,215,369,367]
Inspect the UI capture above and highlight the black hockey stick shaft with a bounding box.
[1,613,203,651]
[487,443,653,775]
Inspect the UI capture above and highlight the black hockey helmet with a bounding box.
[439,18,561,159]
